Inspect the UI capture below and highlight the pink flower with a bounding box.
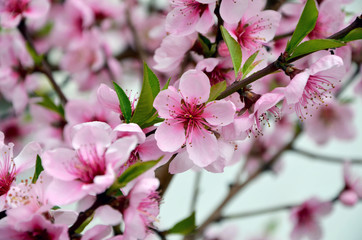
[123,178,160,240]
[166,0,216,36]
[42,122,138,205]
[0,214,69,240]
[0,0,50,28]
[219,0,249,24]
[283,55,345,120]
[304,98,356,144]
[153,69,235,168]
[339,162,362,206]
[290,197,332,240]
[0,131,41,210]
[196,58,234,86]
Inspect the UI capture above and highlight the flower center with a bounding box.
[0,147,16,196]
[297,206,313,226]
[67,145,106,184]
[6,0,29,15]
[235,18,267,51]
[137,190,160,227]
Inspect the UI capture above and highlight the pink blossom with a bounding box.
[339,162,362,206]
[0,214,69,240]
[123,178,160,240]
[42,122,138,205]
[153,69,235,168]
[0,131,41,210]
[304,98,356,145]
[283,55,345,120]
[219,0,249,24]
[0,0,50,28]
[196,58,234,86]
[290,197,332,240]
[166,0,216,36]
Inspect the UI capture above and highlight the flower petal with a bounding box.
[155,122,185,152]
[220,0,248,24]
[285,71,310,105]
[179,70,210,104]
[204,100,236,126]
[153,88,182,119]
[42,148,78,181]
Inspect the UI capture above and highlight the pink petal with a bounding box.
[106,136,138,168]
[42,148,78,181]
[14,142,41,173]
[94,205,123,225]
[113,123,146,143]
[97,84,122,114]
[12,85,28,114]
[254,92,284,115]
[165,7,199,36]
[204,100,236,126]
[179,70,210,104]
[285,71,310,105]
[169,150,194,174]
[47,179,86,205]
[0,12,21,28]
[248,10,281,43]
[308,55,344,75]
[52,209,78,226]
[187,128,218,167]
[195,5,216,34]
[24,0,50,19]
[82,225,112,240]
[196,58,219,72]
[155,122,186,152]
[339,190,358,206]
[153,88,182,119]
[220,0,248,24]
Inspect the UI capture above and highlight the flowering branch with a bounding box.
[17,19,68,105]
[291,148,362,165]
[216,15,362,100]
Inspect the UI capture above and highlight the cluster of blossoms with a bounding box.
[0,0,361,239]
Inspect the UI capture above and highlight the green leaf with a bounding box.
[167,212,196,235]
[36,94,65,118]
[25,43,43,66]
[32,155,44,184]
[340,28,362,42]
[285,0,318,54]
[52,206,61,210]
[287,39,346,60]
[139,115,164,129]
[220,26,242,77]
[198,34,216,57]
[107,158,162,193]
[243,59,263,79]
[34,22,54,38]
[75,214,94,234]
[162,77,171,90]
[241,50,261,78]
[130,63,160,126]
[208,81,227,102]
[113,82,132,123]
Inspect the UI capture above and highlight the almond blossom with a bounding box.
[339,162,362,206]
[153,69,235,168]
[283,55,345,120]
[290,197,332,240]
[42,122,138,205]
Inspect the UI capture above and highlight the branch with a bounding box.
[216,15,362,100]
[17,19,68,105]
[155,154,177,197]
[220,192,340,221]
[291,148,362,165]
[193,126,302,236]
[264,0,288,11]
[190,172,202,214]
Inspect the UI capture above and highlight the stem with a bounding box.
[17,19,68,105]
[273,31,293,41]
[216,15,362,100]
[190,172,202,214]
[155,154,177,197]
[220,192,341,221]
[291,148,362,165]
[264,0,288,11]
[194,126,302,235]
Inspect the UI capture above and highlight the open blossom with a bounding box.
[283,55,345,120]
[42,122,138,205]
[0,0,50,28]
[153,70,235,168]
[304,98,356,144]
[166,0,216,36]
[339,162,362,206]
[290,198,332,240]
[0,132,41,210]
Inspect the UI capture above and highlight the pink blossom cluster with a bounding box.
[0,0,361,239]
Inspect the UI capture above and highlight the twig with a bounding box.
[155,154,177,197]
[291,148,362,165]
[190,172,202,214]
[17,19,68,105]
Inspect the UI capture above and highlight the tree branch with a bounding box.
[291,148,362,165]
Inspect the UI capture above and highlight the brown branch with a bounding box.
[291,148,362,165]
[155,154,177,197]
[264,0,288,11]
[17,19,68,105]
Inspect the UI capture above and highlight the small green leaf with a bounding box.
[25,43,43,66]
[339,28,362,42]
[108,158,162,193]
[220,26,242,77]
[162,77,171,90]
[32,155,44,184]
[139,115,164,129]
[243,59,263,79]
[52,206,61,210]
[208,81,227,102]
[167,212,196,235]
[75,214,94,234]
[113,82,132,123]
[34,22,54,38]
[130,63,160,126]
[287,39,346,60]
[241,50,260,78]
[198,34,216,57]
[285,0,318,54]
[36,94,65,118]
